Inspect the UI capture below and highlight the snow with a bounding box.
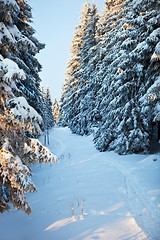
[1,58,25,83]
[147,28,160,44]
[152,42,160,60]
[0,127,160,240]
[25,138,58,164]
[8,97,42,124]
[0,22,37,53]
[147,77,160,92]
[7,25,22,42]
[0,23,13,44]
[0,138,36,192]
[2,0,19,9]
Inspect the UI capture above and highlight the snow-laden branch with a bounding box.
[0,58,25,83]
[24,139,58,164]
[0,138,36,192]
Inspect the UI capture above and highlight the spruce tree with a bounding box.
[52,98,59,124]
[94,0,160,154]
[45,87,54,130]
[0,0,44,115]
[40,86,54,145]
[60,2,99,133]
[0,0,57,214]
[59,0,160,154]
[0,58,57,214]
[69,3,99,135]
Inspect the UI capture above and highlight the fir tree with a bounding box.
[69,3,99,135]
[45,87,54,130]
[0,58,58,214]
[0,0,58,214]
[94,0,160,154]
[59,23,83,127]
[60,0,160,154]
[40,86,54,145]
[40,84,49,144]
[60,2,99,133]
[52,98,59,124]
[0,0,44,115]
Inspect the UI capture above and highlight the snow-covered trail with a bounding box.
[0,127,160,240]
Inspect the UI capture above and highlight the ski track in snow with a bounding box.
[0,127,160,240]
[112,160,160,240]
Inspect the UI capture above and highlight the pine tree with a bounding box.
[40,84,49,145]
[60,2,99,133]
[0,0,44,115]
[59,0,160,154]
[0,0,58,214]
[0,58,58,214]
[59,22,83,127]
[94,0,160,154]
[45,87,54,130]
[40,86,54,145]
[52,98,59,124]
[69,3,99,135]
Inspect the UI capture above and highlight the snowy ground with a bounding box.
[0,127,160,240]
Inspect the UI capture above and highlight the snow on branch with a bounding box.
[23,139,58,164]
[7,96,43,136]
[0,22,14,44]
[146,77,160,99]
[0,108,58,214]
[10,189,32,215]
[0,22,37,54]
[151,42,160,61]
[140,76,160,121]
[7,97,42,124]
[0,58,25,83]
[1,0,19,10]
[0,138,36,193]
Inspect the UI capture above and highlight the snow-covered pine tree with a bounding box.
[140,77,160,152]
[94,0,160,154]
[41,86,54,130]
[60,2,99,133]
[93,0,129,152]
[59,1,90,127]
[40,84,46,126]
[52,98,59,124]
[40,86,54,145]
[0,0,44,115]
[0,0,58,214]
[68,3,99,136]
[0,58,58,214]
[59,19,83,127]
[139,0,160,152]
[59,26,80,127]
[45,87,54,130]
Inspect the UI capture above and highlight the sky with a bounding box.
[29,0,105,102]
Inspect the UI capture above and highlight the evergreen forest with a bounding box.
[60,0,160,155]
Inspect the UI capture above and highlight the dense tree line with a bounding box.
[41,86,54,131]
[0,0,56,214]
[60,0,160,154]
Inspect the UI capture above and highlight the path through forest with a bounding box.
[0,127,160,240]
